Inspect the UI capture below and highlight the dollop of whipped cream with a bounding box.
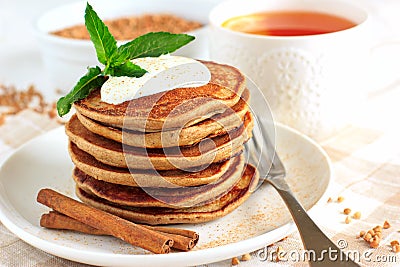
[100,55,211,104]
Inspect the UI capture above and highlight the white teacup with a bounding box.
[209,0,371,141]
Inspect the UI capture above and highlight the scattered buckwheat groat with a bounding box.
[0,84,59,125]
[358,221,395,249]
[357,231,366,239]
[231,257,240,266]
[390,240,400,253]
[343,208,351,215]
[391,240,399,246]
[352,211,361,219]
[241,253,251,261]
[370,237,380,248]
[383,220,391,229]
[359,226,380,248]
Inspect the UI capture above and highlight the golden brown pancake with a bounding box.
[76,164,259,225]
[73,61,246,132]
[72,154,244,208]
[69,142,240,187]
[75,89,250,148]
[66,112,253,170]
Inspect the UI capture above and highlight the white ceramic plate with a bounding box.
[0,124,331,267]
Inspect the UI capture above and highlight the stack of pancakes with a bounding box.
[65,61,259,225]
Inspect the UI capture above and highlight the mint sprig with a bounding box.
[57,67,105,116]
[56,2,195,117]
[116,32,195,62]
[84,3,117,68]
[110,61,147,77]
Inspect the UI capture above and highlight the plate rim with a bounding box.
[0,123,332,267]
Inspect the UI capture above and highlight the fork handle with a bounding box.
[268,181,359,266]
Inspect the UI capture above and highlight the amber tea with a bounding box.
[222,11,357,36]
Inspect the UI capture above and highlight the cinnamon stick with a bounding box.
[37,188,173,254]
[142,225,199,250]
[41,211,198,251]
[40,211,108,235]
[155,232,195,251]
[146,225,199,241]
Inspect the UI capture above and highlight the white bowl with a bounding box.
[35,0,217,92]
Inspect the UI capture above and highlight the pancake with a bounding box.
[72,153,244,208]
[76,164,259,225]
[73,61,246,132]
[66,112,253,170]
[69,142,239,187]
[75,88,250,148]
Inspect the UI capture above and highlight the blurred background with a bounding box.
[0,0,77,100]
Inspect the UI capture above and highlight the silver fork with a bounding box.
[247,116,359,266]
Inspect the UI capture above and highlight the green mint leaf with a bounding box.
[110,61,147,77]
[85,3,117,65]
[116,32,195,61]
[57,66,105,117]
